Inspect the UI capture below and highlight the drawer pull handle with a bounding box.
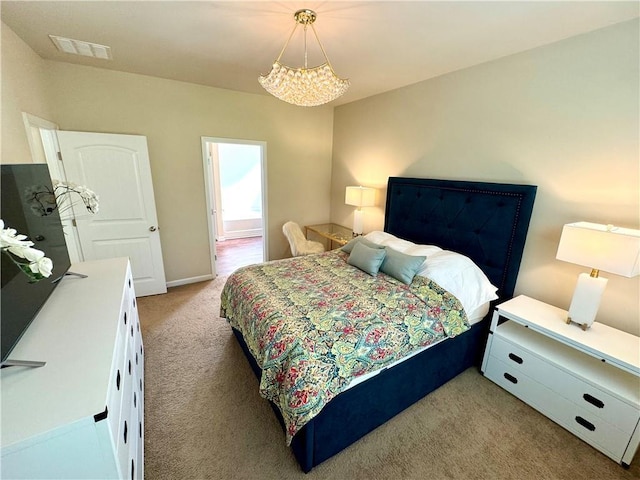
[583,393,604,409]
[508,353,523,364]
[116,370,121,390]
[503,373,518,384]
[575,416,595,432]
[123,420,128,443]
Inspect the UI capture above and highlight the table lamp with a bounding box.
[345,186,375,236]
[556,222,640,330]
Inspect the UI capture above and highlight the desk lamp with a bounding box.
[345,186,375,236]
[556,222,640,330]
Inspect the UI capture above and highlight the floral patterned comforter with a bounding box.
[220,250,469,444]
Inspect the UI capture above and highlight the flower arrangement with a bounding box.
[0,219,53,283]
[1,181,99,283]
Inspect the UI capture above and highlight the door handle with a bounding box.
[149,226,157,232]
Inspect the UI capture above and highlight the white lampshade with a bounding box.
[556,222,640,277]
[556,222,640,330]
[345,186,376,208]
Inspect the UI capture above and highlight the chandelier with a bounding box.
[259,9,349,107]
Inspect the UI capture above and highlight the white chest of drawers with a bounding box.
[481,295,640,467]
[1,258,144,479]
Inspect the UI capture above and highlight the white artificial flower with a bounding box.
[1,219,54,281]
[18,246,45,262]
[0,221,34,249]
[7,244,34,259]
[29,255,53,278]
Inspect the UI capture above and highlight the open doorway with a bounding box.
[201,137,267,277]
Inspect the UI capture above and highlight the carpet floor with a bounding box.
[138,277,638,480]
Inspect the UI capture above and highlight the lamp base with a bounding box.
[566,272,608,330]
[352,209,364,236]
[564,317,590,331]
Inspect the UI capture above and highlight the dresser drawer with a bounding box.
[107,307,130,447]
[107,357,125,447]
[490,333,640,434]
[485,356,631,460]
[130,370,143,480]
[116,351,137,479]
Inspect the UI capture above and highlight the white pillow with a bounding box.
[364,231,415,252]
[404,244,443,257]
[415,250,498,314]
[364,231,400,246]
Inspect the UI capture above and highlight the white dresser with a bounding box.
[1,258,144,479]
[482,295,640,467]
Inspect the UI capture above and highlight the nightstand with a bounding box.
[481,295,640,467]
[305,223,352,249]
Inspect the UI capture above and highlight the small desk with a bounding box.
[305,223,352,249]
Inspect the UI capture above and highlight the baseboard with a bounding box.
[221,229,263,240]
[166,274,215,288]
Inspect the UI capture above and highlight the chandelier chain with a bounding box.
[304,24,308,69]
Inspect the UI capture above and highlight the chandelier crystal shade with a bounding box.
[259,9,349,107]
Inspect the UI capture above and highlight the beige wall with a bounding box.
[1,23,334,283]
[331,19,640,335]
[1,24,55,163]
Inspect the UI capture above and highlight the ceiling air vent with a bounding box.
[49,35,112,60]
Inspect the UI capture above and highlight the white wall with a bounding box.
[331,19,640,335]
[1,24,55,164]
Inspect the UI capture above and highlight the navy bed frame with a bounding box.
[232,177,537,472]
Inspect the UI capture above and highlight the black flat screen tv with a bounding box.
[1,164,72,365]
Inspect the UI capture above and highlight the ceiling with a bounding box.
[2,1,638,106]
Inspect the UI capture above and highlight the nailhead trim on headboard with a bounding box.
[384,178,537,299]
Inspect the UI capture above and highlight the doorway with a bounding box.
[201,137,267,277]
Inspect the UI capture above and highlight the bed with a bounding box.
[221,177,537,472]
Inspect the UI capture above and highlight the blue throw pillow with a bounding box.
[347,242,387,276]
[380,247,426,284]
[341,237,384,254]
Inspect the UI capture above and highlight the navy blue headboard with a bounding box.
[384,177,537,299]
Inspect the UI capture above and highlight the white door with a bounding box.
[57,131,167,296]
